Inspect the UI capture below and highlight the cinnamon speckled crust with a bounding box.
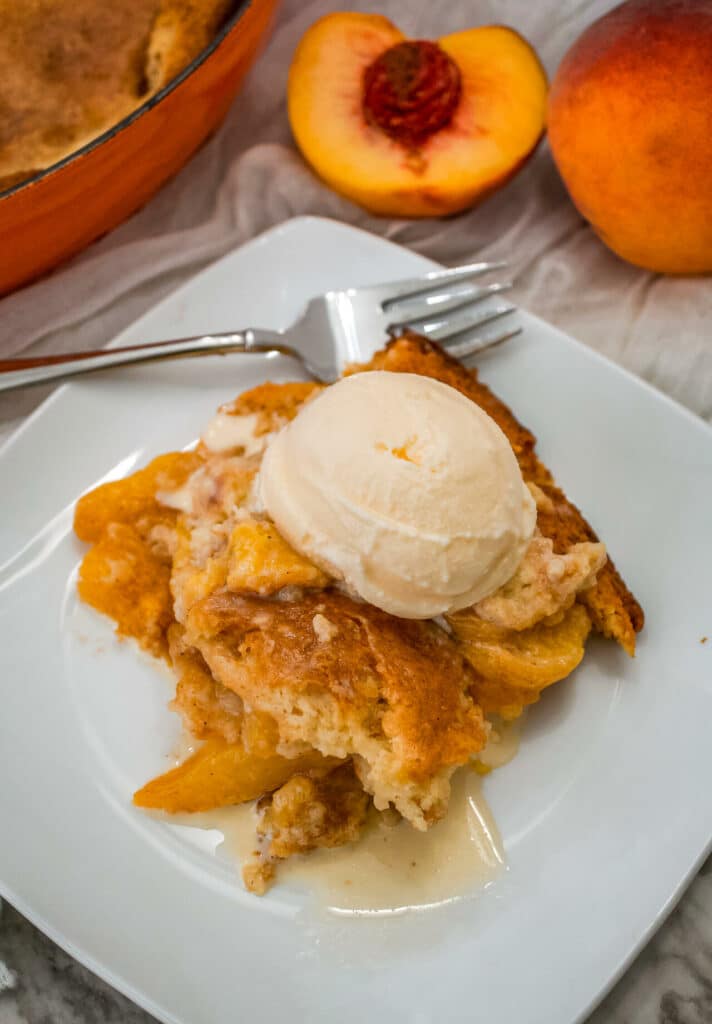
[534,485,643,655]
[356,334,644,655]
[185,588,488,828]
[168,624,245,745]
[472,535,606,632]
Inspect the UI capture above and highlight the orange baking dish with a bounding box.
[0,0,280,297]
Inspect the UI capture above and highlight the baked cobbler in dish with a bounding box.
[73,335,643,894]
[0,0,234,191]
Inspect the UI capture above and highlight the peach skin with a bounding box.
[288,12,547,218]
[548,0,712,274]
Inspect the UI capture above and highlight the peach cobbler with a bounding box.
[73,334,643,894]
[0,0,235,192]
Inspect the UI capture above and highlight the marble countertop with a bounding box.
[1,0,711,1021]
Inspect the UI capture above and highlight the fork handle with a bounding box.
[0,329,289,393]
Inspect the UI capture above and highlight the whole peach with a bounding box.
[548,0,712,273]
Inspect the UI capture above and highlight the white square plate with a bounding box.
[1,217,711,1024]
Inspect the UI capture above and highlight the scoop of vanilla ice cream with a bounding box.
[258,371,536,619]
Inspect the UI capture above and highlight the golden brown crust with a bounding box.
[0,1,232,185]
[534,482,643,654]
[260,763,369,859]
[168,624,245,744]
[357,335,644,654]
[244,763,370,895]
[169,623,308,760]
[0,1,156,182]
[472,534,605,631]
[185,588,487,826]
[187,589,485,777]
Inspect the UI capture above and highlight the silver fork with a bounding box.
[0,261,519,393]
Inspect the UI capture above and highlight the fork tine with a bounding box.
[377,261,507,309]
[386,282,512,333]
[443,325,523,361]
[391,303,517,343]
[409,280,512,310]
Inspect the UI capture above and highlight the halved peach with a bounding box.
[288,12,547,217]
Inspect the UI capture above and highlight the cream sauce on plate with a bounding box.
[280,769,504,914]
[158,717,522,914]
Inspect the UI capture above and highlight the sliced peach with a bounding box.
[226,518,329,595]
[74,451,202,543]
[133,735,337,814]
[288,12,547,217]
[450,603,591,717]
